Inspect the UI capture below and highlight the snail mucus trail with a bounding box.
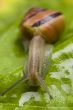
[0,7,65,99]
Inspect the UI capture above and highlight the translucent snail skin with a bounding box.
[0,7,65,99]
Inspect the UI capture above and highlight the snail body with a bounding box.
[24,34,53,99]
[26,35,52,86]
[0,7,65,99]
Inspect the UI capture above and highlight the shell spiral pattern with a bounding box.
[21,7,65,43]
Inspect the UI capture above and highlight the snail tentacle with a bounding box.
[37,76,53,99]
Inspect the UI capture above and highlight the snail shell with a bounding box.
[20,7,65,43]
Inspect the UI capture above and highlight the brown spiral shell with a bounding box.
[20,7,65,43]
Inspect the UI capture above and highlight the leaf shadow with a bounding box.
[13,32,27,58]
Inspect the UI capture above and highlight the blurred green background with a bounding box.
[0,0,73,110]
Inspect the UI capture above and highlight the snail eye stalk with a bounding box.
[0,77,28,96]
[37,76,53,99]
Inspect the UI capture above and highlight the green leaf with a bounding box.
[0,0,73,110]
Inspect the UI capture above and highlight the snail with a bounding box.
[0,7,65,99]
